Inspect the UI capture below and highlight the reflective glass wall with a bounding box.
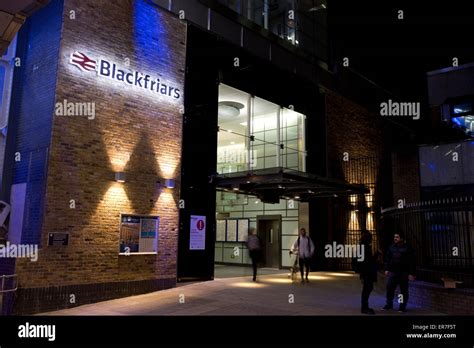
[216,83,306,268]
[215,0,328,60]
[217,83,305,174]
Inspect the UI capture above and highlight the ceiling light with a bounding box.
[218,101,245,120]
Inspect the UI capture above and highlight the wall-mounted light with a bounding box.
[115,172,126,183]
[157,179,175,189]
[165,179,175,189]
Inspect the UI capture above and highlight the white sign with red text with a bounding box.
[190,215,206,250]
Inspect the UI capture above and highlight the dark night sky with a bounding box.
[328,0,474,102]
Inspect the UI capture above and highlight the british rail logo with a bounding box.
[69,51,181,100]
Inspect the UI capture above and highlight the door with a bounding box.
[257,215,281,268]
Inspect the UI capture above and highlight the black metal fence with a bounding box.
[382,197,474,287]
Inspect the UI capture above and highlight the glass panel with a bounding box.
[281,108,305,171]
[218,84,250,173]
[286,140,298,151]
[243,0,264,26]
[265,129,278,142]
[282,220,299,236]
[453,102,472,115]
[287,153,298,168]
[217,83,308,226]
[452,116,474,136]
[252,137,265,170]
[0,65,5,110]
[285,126,298,140]
[264,155,277,168]
[264,143,277,156]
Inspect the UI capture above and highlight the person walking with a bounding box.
[247,228,262,282]
[290,228,315,283]
[383,232,416,313]
[357,231,377,314]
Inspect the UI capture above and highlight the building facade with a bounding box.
[0,0,400,314]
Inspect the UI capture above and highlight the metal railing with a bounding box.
[382,197,474,287]
[0,274,17,315]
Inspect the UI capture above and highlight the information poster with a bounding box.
[190,215,206,250]
[139,218,159,252]
[238,219,249,242]
[226,220,237,241]
[216,220,226,241]
[120,215,159,254]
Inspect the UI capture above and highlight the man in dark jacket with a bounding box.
[247,228,262,281]
[358,231,377,314]
[383,232,416,312]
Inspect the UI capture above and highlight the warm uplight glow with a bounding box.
[350,195,357,204]
[348,210,360,231]
[306,275,333,281]
[231,282,267,288]
[110,153,131,172]
[365,187,375,208]
[158,155,179,178]
[90,182,131,225]
[262,277,292,284]
[366,211,374,230]
[157,191,176,207]
[325,272,355,278]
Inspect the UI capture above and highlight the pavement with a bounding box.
[40,267,444,316]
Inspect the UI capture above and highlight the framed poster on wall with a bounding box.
[119,215,159,254]
[226,219,237,241]
[237,219,249,242]
[216,220,226,242]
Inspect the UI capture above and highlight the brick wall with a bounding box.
[326,91,385,169]
[375,274,474,315]
[324,91,391,267]
[12,0,186,314]
[391,147,421,205]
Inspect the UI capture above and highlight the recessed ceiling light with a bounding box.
[218,101,245,120]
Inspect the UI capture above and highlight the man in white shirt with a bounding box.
[291,228,315,283]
